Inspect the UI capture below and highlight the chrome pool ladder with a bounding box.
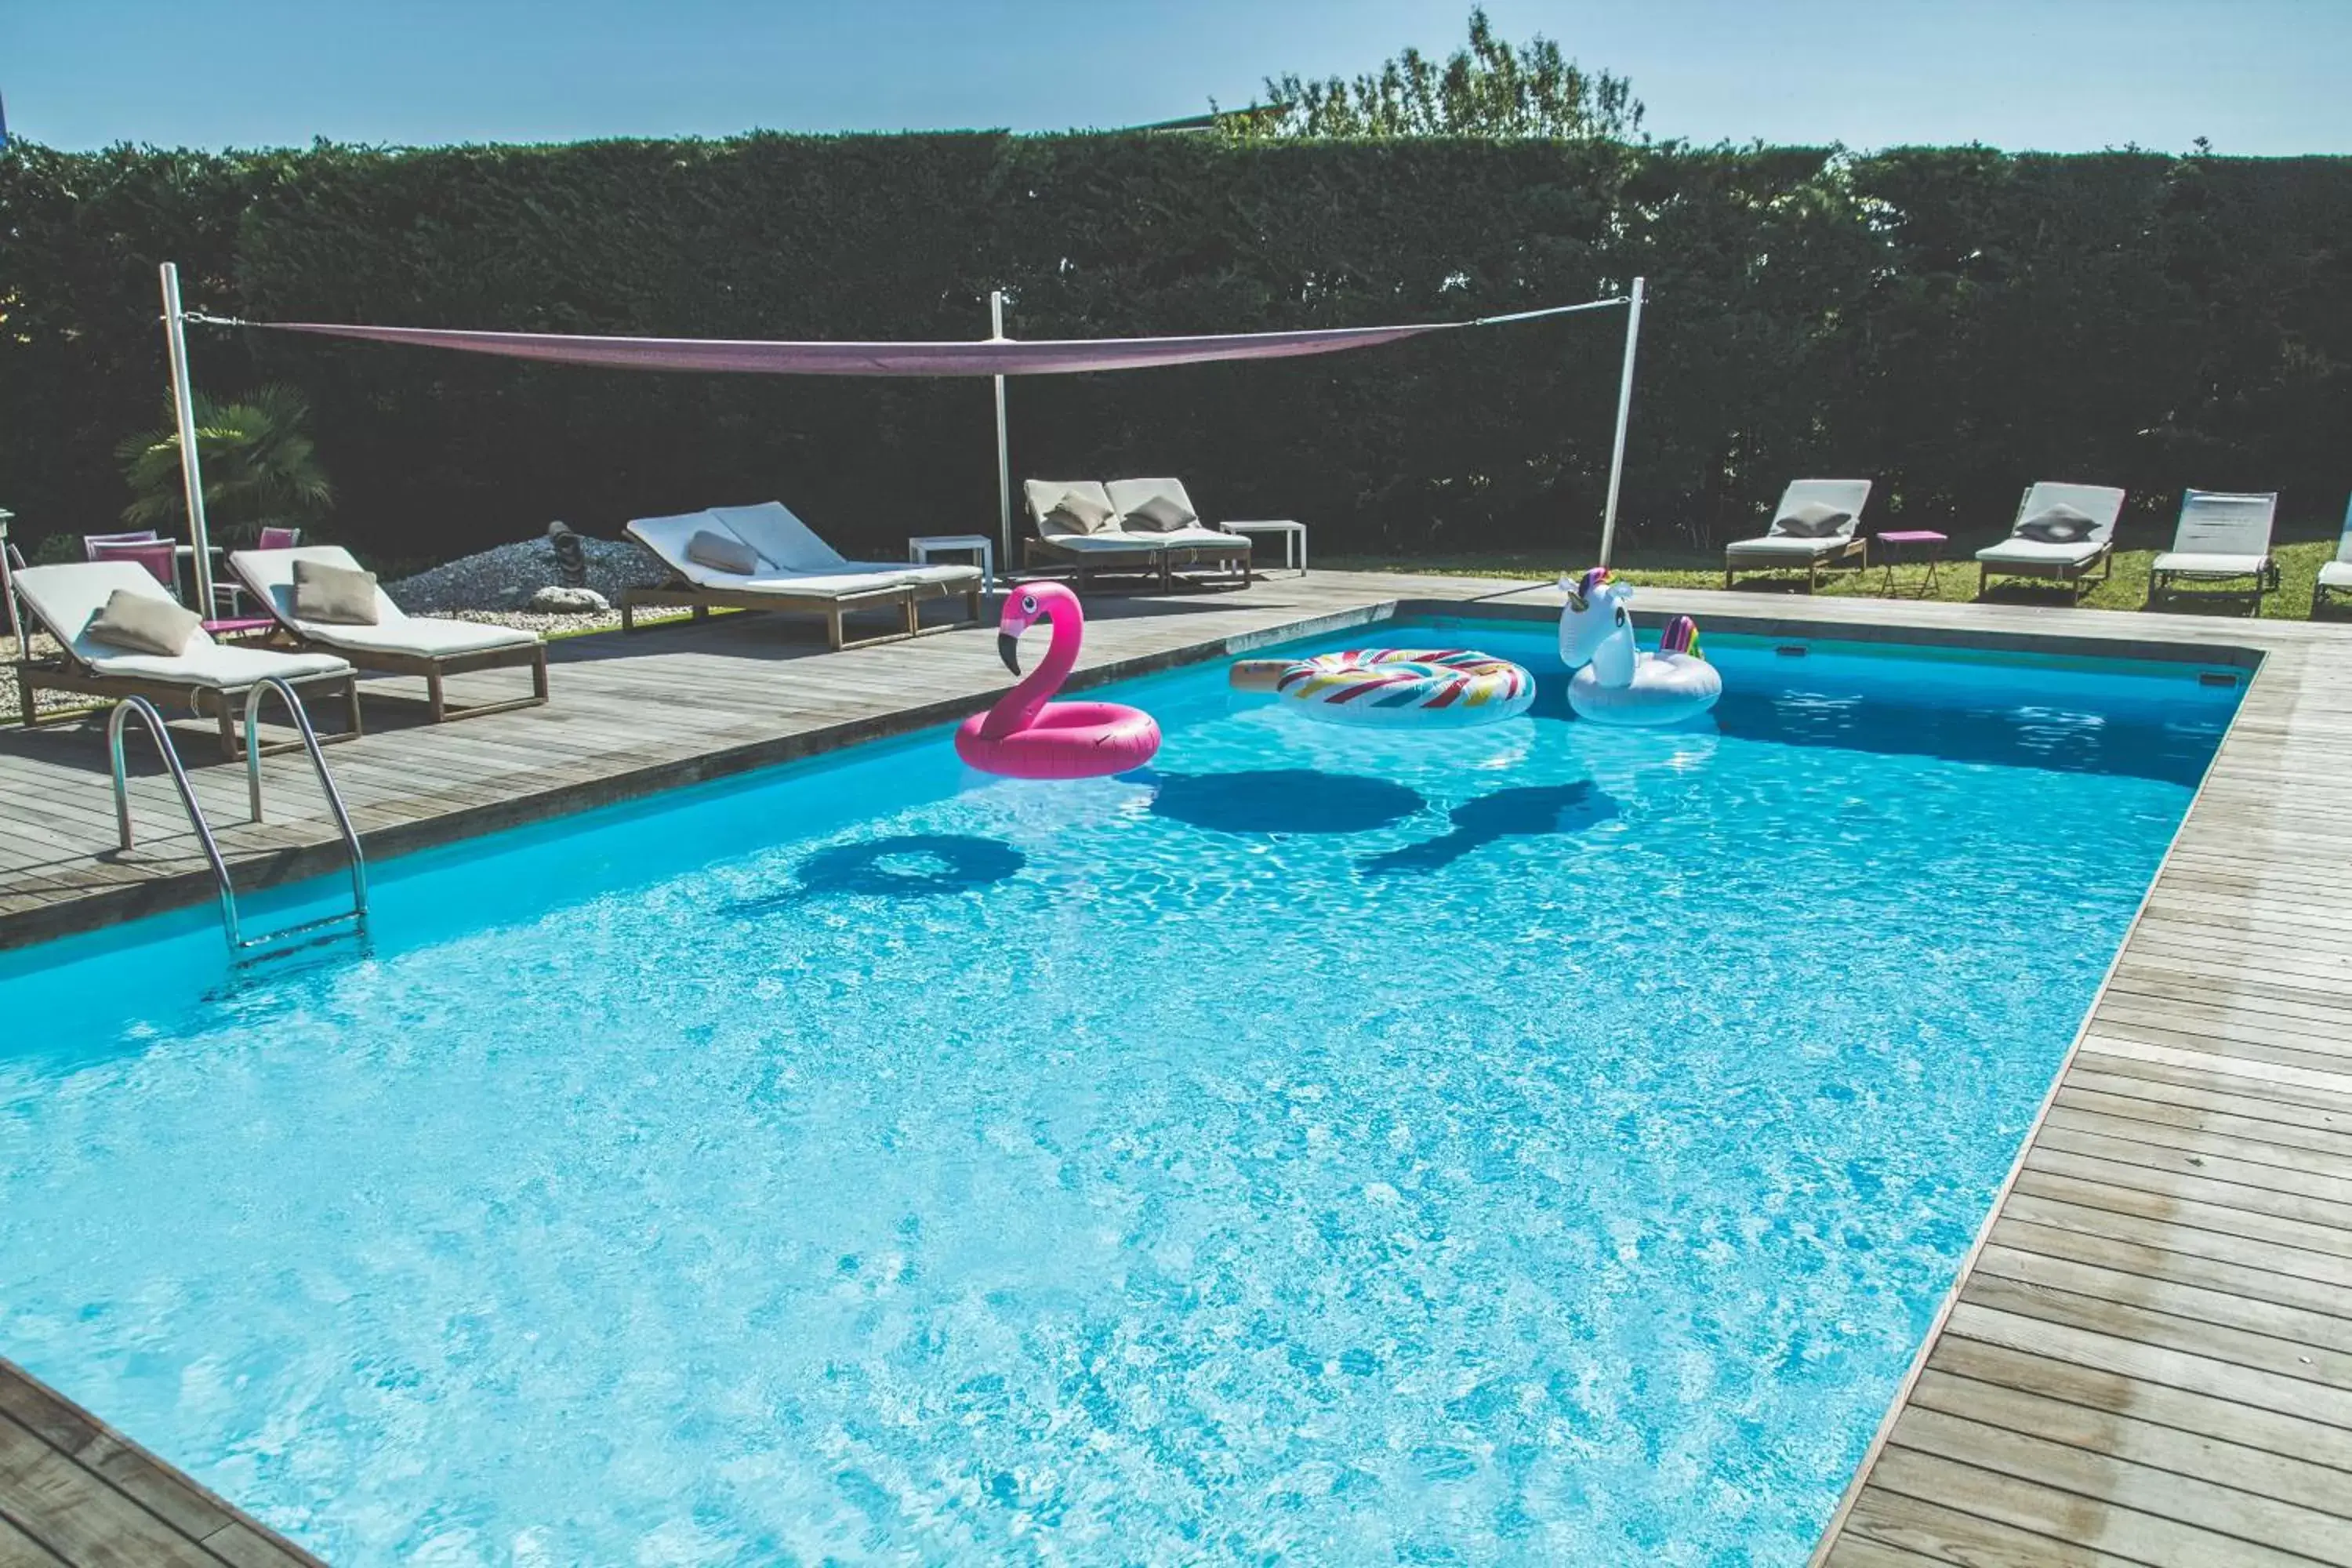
[108,677,369,960]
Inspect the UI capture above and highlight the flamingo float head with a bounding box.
[996,581,1079,674]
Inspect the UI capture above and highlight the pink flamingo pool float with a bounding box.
[956,581,1161,779]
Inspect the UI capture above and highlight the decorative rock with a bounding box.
[528,585,611,614]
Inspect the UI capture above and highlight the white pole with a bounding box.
[989,289,1011,575]
[1596,275,1645,569]
[159,262,216,616]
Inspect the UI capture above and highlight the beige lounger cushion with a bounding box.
[2319,561,2352,590]
[232,546,541,655]
[687,528,760,575]
[85,588,201,656]
[1025,481,1119,538]
[291,558,381,624]
[12,562,350,688]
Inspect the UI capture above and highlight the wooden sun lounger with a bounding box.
[230,545,550,724]
[619,575,982,649]
[623,505,984,650]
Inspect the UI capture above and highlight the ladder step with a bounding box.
[233,909,366,956]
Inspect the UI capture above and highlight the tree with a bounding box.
[115,383,333,538]
[1229,7,1642,142]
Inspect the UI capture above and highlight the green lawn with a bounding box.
[1325,538,2348,622]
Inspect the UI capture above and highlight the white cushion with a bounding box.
[2318,560,2352,590]
[708,502,846,572]
[1976,537,2108,568]
[296,618,537,657]
[1032,531,1166,555]
[1725,533,1856,561]
[1156,526,1247,550]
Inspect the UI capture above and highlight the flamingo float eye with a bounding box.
[1020,594,1038,615]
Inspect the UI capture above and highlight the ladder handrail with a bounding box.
[245,676,369,926]
[108,695,244,947]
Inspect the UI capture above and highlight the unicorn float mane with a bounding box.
[1657,615,1705,661]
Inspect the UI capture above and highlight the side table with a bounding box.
[908,533,995,593]
[1222,520,1307,576]
[1873,530,1947,596]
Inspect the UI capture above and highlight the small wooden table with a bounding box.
[1873,529,1947,595]
[1225,520,1307,575]
[908,533,996,593]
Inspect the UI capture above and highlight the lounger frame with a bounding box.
[1020,536,1253,593]
[13,657,361,761]
[1976,545,2114,599]
[1721,534,1867,593]
[2146,557,2280,612]
[620,576,982,650]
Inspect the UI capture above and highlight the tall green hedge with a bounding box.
[3,133,2347,564]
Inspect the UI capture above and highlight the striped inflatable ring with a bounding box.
[1270,648,1537,729]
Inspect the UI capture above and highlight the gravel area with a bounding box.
[384,535,670,615]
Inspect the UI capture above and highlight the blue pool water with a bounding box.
[0,619,2239,1566]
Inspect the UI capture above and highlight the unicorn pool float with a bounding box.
[956,581,1161,779]
[1558,568,1722,727]
[1226,648,1535,728]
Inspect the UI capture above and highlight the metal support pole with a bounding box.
[989,289,1011,575]
[1596,275,1646,569]
[0,508,24,655]
[159,263,216,616]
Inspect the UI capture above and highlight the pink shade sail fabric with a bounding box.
[220,299,1617,379]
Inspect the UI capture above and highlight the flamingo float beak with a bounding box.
[997,632,1022,675]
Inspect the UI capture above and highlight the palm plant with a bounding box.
[115,383,333,539]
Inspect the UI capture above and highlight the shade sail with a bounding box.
[208,299,1618,378]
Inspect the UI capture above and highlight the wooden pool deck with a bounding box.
[5,570,2350,1566]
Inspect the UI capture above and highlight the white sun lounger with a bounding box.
[1973,481,2127,598]
[2146,489,2280,610]
[1024,479,1252,591]
[231,545,549,723]
[1722,479,1873,590]
[2311,496,2352,619]
[9,560,358,757]
[623,503,983,649]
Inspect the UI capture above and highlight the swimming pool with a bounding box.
[0,616,2241,1566]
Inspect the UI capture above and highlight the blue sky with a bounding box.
[6,0,2347,155]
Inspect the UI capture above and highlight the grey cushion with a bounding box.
[685,528,760,575]
[2018,503,2097,544]
[1773,502,1852,539]
[1125,493,1197,532]
[1043,489,1115,537]
[292,558,381,625]
[85,589,201,657]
